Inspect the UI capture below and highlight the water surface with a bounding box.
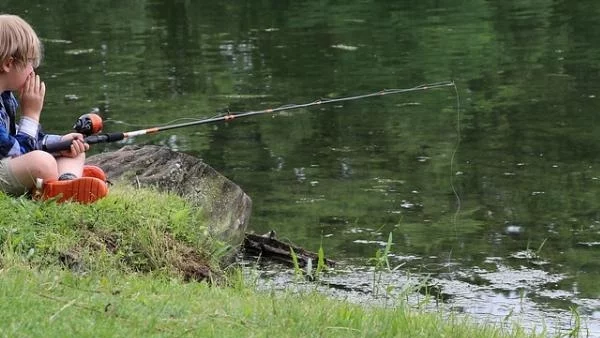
[5,0,600,335]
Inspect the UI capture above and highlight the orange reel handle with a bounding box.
[73,113,103,136]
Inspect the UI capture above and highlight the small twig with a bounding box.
[37,293,102,315]
[37,293,173,334]
[325,326,361,333]
[49,298,78,322]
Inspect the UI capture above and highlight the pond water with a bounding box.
[5,0,600,335]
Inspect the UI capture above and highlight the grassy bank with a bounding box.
[0,187,541,337]
[1,265,540,338]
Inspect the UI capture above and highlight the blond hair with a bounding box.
[0,14,42,69]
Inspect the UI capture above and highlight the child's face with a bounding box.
[3,57,35,91]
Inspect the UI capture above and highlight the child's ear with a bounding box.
[0,57,14,73]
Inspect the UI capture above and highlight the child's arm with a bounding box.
[19,72,45,123]
[15,72,45,152]
[0,122,38,158]
[16,72,50,154]
[0,93,38,158]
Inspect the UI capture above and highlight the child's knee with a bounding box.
[7,151,58,189]
[26,151,58,177]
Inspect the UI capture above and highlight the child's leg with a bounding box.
[56,152,85,177]
[4,151,106,204]
[7,150,58,191]
[43,152,108,204]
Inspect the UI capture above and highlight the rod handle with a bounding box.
[42,133,125,153]
[85,132,125,144]
[42,139,74,153]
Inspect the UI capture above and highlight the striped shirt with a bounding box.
[0,91,60,158]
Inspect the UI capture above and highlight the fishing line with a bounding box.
[442,82,462,277]
[52,80,465,233]
[449,82,462,235]
[57,81,464,230]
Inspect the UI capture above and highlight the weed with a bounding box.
[369,232,393,297]
[315,239,327,277]
[290,246,303,281]
[567,306,585,338]
[536,238,548,256]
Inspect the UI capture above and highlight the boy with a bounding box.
[0,14,107,203]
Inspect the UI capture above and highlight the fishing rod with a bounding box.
[42,81,455,153]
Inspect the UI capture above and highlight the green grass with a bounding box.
[0,186,219,281]
[0,265,539,338]
[0,186,543,337]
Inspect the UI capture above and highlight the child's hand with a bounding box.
[59,133,89,158]
[19,71,45,121]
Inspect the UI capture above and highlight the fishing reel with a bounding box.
[73,113,103,136]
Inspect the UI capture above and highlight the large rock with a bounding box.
[86,145,251,247]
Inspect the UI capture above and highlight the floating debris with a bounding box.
[352,239,391,247]
[400,200,421,209]
[388,254,422,261]
[509,250,537,260]
[217,94,271,99]
[343,19,366,24]
[374,177,405,184]
[331,44,358,51]
[65,48,95,55]
[345,227,370,234]
[105,71,135,76]
[395,102,421,107]
[41,38,72,44]
[64,94,80,101]
[577,241,600,247]
[331,146,354,153]
[504,225,523,235]
[295,196,325,204]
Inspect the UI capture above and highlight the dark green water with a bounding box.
[5,0,600,334]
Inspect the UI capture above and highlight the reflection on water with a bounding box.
[5,0,600,334]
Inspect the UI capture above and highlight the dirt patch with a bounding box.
[85,228,120,253]
[171,243,214,282]
[162,233,215,282]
